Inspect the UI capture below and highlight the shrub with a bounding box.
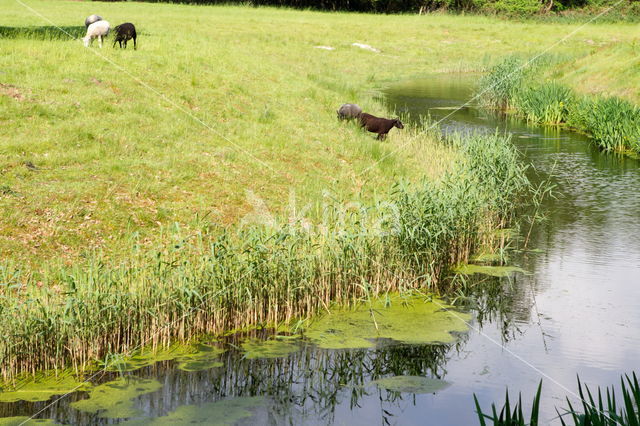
[483,0,542,15]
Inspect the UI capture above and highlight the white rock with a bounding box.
[352,42,380,53]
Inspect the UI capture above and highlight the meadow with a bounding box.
[1,0,639,378]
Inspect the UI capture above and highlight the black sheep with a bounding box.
[359,113,404,140]
[113,23,137,49]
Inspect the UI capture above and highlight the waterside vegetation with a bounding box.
[475,372,640,426]
[477,56,640,154]
[0,126,529,380]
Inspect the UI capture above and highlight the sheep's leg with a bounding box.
[133,36,137,50]
[377,133,387,141]
[98,35,102,48]
[124,39,128,49]
[113,38,117,48]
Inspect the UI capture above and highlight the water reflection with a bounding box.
[1,341,463,424]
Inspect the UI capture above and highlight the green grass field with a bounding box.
[1,0,639,265]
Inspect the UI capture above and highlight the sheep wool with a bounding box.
[337,103,363,120]
[359,113,404,140]
[83,20,110,48]
[113,23,137,50]
[84,14,102,28]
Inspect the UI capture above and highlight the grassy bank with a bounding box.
[477,55,640,154]
[0,127,529,378]
[1,1,637,378]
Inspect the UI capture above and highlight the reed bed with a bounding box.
[477,57,640,154]
[0,129,529,380]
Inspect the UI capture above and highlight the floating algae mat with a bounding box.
[105,345,195,372]
[71,377,162,418]
[0,418,55,425]
[241,338,301,359]
[123,397,265,425]
[304,295,470,349]
[455,264,527,277]
[372,376,451,394]
[470,252,504,264]
[175,344,225,372]
[0,373,92,403]
[105,342,224,373]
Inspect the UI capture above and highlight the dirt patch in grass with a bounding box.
[0,84,25,101]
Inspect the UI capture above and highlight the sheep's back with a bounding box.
[85,14,102,28]
[115,22,136,37]
[87,20,110,36]
[339,103,362,118]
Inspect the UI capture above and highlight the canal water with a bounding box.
[2,75,639,425]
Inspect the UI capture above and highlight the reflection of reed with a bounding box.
[0,343,459,424]
[453,271,534,343]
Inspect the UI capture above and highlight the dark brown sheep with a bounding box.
[113,23,137,49]
[359,113,404,140]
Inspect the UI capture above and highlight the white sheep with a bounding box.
[83,20,110,48]
[84,14,102,28]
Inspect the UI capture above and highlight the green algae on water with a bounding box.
[105,346,194,372]
[241,338,300,359]
[0,418,55,426]
[372,376,451,394]
[470,252,504,264]
[0,373,92,403]
[123,397,265,425]
[175,343,225,372]
[176,357,223,372]
[105,342,224,372]
[304,295,470,349]
[70,377,162,418]
[455,264,527,277]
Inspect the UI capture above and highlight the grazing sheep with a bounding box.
[359,113,404,140]
[84,14,102,28]
[337,103,362,120]
[83,20,110,48]
[113,23,137,50]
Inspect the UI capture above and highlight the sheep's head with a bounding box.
[82,35,90,47]
[394,119,404,129]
